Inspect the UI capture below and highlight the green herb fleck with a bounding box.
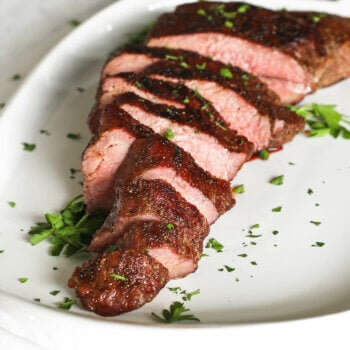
[183,97,190,104]
[22,143,36,152]
[33,298,41,303]
[135,81,143,88]
[58,297,75,310]
[215,121,228,131]
[245,234,262,239]
[12,74,21,81]
[76,87,85,93]
[310,221,321,226]
[311,241,325,247]
[0,102,6,109]
[163,128,174,140]
[106,244,117,253]
[205,238,224,253]
[28,195,105,257]
[272,206,282,212]
[223,265,235,272]
[197,9,207,16]
[168,286,181,294]
[232,184,245,194]
[237,4,250,13]
[110,273,128,282]
[151,302,200,323]
[166,223,175,230]
[68,19,81,27]
[50,290,60,296]
[66,133,81,140]
[250,241,257,245]
[312,13,327,23]
[182,289,200,301]
[270,175,284,185]
[0,250,4,254]
[250,224,259,230]
[220,67,233,79]
[307,188,314,195]
[8,201,16,208]
[18,277,28,283]
[272,230,279,235]
[180,61,189,68]
[196,62,206,70]
[238,253,247,258]
[40,129,50,135]
[201,253,209,258]
[225,20,234,28]
[250,261,257,266]
[258,149,270,160]
[315,203,320,207]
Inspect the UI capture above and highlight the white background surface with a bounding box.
[1,0,350,349]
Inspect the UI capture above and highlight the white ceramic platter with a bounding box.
[1,0,350,348]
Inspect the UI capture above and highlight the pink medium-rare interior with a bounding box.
[102,53,158,78]
[147,247,196,279]
[148,33,312,101]
[120,104,246,181]
[100,77,183,108]
[83,128,135,213]
[141,167,219,224]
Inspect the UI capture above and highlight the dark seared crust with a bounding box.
[142,60,305,147]
[117,221,204,274]
[89,179,209,252]
[116,92,253,156]
[108,44,279,103]
[68,250,169,316]
[148,1,350,87]
[115,136,235,215]
[116,72,226,125]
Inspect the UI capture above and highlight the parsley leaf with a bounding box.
[287,104,350,139]
[8,201,16,208]
[66,133,81,140]
[312,241,325,247]
[58,297,75,310]
[205,238,224,252]
[272,206,282,212]
[232,184,245,194]
[151,301,200,323]
[22,143,36,152]
[258,149,269,160]
[270,175,284,185]
[18,277,28,283]
[110,273,128,282]
[163,129,174,140]
[28,195,105,257]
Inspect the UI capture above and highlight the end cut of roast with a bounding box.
[147,2,350,104]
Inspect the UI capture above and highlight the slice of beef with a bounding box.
[142,61,304,150]
[117,220,204,279]
[89,179,209,253]
[114,92,253,180]
[82,105,153,213]
[147,2,350,104]
[68,249,169,316]
[114,136,235,224]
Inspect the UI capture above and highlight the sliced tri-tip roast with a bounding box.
[147,2,350,104]
[98,46,304,151]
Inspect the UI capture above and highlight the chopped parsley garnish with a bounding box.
[33,298,41,303]
[232,184,245,194]
[250,261,258,266]
[183,97,190,104]
[22,143,36,152]
[225,20,234,28]
[246,234,262,239]
[197,9,207,16]
[213,4,237,19]
[222,265,235,272]
[307,188,314,195]
[28,195,105,257]
[8,201,16,208]
[270,175,284,185]
[166,223,175,230]
[18,277,28,283]
[180,61,189,68]
[50,290,60,296]
[196,62,206,70]
[258,149,269,160]
[68,19,81,27]
[272,206,282,212]
[215,121,228,131]
[220,67,233,79]
[310,221,321,226]
[0,102,6,109]
[151,301,200,323]
[200,253,209,258]
[135,81,143,88]
[238,4,250,13]
[58,297,75,310]
[76,87,85,93]
[40,129,50,135]
[272,230,279,235]
[205,238,224,252]
[312,242,325,247]
[287,103,350,139]
[110,273,128,282]
[238,253,247,258]
[12,74,21,81]
[67,133,81,140]
[105,244,117,253]
[182,289,200,301]
[0,250,4,254]
[168,287,181,294]
[312,13,327,23]
[250,224,259,230]
[163,128,174,140]
[165,54,180,61]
